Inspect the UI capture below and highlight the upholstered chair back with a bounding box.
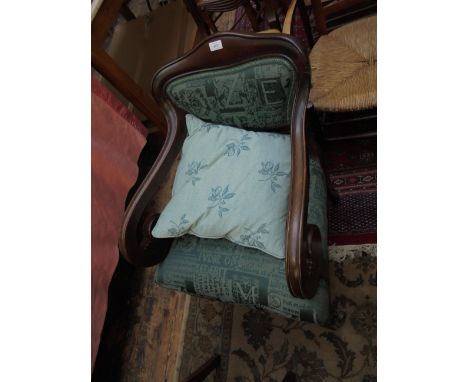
[165,57,298,129]
[152,33,310,133]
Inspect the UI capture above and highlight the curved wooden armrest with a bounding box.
[119,108,186,266]
[282,0,297,35]
[285,83,323,299]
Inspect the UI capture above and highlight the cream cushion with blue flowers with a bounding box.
[152,114,291,259]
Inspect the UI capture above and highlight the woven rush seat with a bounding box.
[309,15,376,112]
[152,157,330,324]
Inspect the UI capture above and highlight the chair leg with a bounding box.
[243,2,259,31]
[200,9,218,33]
[327,182,340,204]
[263,2,281,30]
[307,107,340,204]
[182,355,221,382]
[183,0,212,36]
[283,371,297,382]
[297,0,314,48]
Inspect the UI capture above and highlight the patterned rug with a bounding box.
[325,138,377,245]
[178,244,377,381]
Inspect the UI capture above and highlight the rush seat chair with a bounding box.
[309,0,377,139]
[280,0,377,139]
[119,32,330,324]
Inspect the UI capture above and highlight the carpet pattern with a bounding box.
[179,298,234,381]
[178,244,376,381]
[325,138,377,245]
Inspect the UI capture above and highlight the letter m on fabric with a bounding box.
[233,281,258,303]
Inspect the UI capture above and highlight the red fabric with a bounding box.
[91,76,147,368]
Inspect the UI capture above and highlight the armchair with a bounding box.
[119,32,329,322]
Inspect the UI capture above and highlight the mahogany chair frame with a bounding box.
[92,0,167,140]
[119,32,325,299]
[183,0,261,37]
[310,0,377,40]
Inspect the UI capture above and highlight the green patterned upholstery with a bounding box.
[165,58,298,129]
[154,158,329,324]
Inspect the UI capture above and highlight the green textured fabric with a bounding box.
[152,114,291,259]
[154,159,329,324]
[166,58,297,129]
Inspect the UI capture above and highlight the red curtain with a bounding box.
[91,76,147,368]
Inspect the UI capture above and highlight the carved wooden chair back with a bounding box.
[183,0,260,36]
[310,0,377,39]
[120,33,324,299]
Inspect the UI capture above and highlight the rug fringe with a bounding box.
[328,243,377,262]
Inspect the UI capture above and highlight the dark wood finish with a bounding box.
[316,107,377,141]
[92,0,126,47]
[91,49,167,135]
[184,0,261,35]
[120,1,136,21]
[310,0,328,35]
[91,0,169,136]
[263,0,282,30]
[282,371,297,382]
[119,32,324,299]
[309,0,377,37]
[182,355,221,382]
[297,0,313,47]
[183,0,212,36]
[322,0,374,17]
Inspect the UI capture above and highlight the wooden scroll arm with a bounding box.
[118,108,186,266]
[285,83,324,299]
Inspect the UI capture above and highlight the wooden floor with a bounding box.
[92,259,189,381]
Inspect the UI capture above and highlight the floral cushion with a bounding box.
[165,57,297,129]
[154,158,329,324]
[152,114,291,259]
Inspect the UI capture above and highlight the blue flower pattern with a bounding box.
[201,121,220,132]
[224,133,252,157]
[185,160,208,185]
[258,161,289,192]
[240,224,269,250]
[208,185,236,217]
[168,214,189,236]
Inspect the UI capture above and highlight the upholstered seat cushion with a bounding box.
[154,158,329,324]
[309,15,376,111]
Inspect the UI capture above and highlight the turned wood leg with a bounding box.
[307,107,340,204]
[283,371,297,382]
[200,9,218,33]
[243,3,259,31]
[182,0,212,36]
[297,0,314,48]
[182,355,221,382]
[263,0,281,30]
